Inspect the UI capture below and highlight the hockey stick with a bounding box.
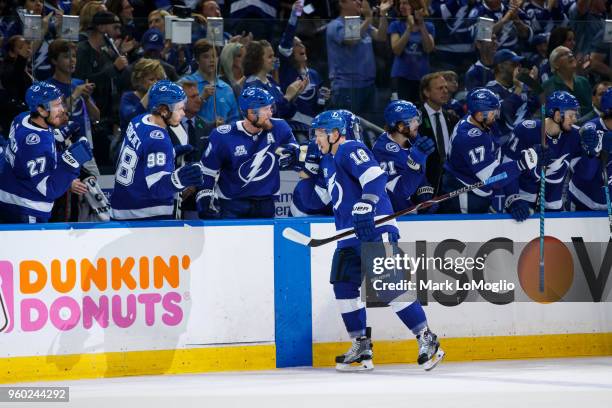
[283,172,509,247]
[538,105,547,293]
[601,150,612,237]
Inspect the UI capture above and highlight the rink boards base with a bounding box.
[0,213,610,383]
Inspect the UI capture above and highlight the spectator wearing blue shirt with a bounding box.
[181,39,240,126]
[47,39,101,175]
[388,0,435,102]
[242,39,307,120]
[326,0,391,118]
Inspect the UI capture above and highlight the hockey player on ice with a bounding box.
[439,88,551,214]
[311,110,444,372]
[290,110,360,217]
[568,88,612,211]
[0,82,93,223]
[373,100,437,213]
[197,87,299,219]
[503,91,599,220]
[110,80,204,221]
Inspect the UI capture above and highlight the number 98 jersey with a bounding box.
[110,114,177,220]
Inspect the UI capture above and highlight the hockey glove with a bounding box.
[196,189,220,219]
[579,124,602,156]
[174,144,195,158]
[415,185,438,214]
[296,142,322,177]
[506,195,532,222]
[408,135,435,168]
[276,144,300,170]
[62,140,93,168]
[56,121,81,142]
[352,199,378,242]
[171,163,204,190]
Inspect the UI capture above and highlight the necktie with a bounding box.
[433,112,445,158]
[186,118,196,145]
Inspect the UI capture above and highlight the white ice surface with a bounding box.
[8,357,612,408]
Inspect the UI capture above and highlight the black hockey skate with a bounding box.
[417,328,445,371]
[335,327,373,372]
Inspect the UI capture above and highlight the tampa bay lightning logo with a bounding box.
[25,133,40,145]
[386,142,400,152]
[328,173,343,210]
[238,145,276,186]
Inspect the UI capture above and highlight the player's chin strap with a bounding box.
[472,113,492,132]
[247,108,263,129]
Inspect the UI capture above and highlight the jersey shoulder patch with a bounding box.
[523,120,537,129]
[25,133,40,145]
[217,124,232,134]
[385,142,400,153]
[468,128,482,137]
[149,129,165,140]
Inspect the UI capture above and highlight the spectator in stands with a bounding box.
[429,0,477,73]
[569,0,607,56]
[388,0,435,102]
[119,58,165,135]
[75,11,129,166]
[47,39,101,176]
[528,33,549,75]
[540,27,577,82]
[487,49,539,131]
[120,28,178,93]
[441,70,464,118]
[543,46,593,116]
[219,42,245,97]
[578,81,612,125]
[326,0,391,118]
[78,1,106,41]
[243,39,306,120]
[106,0,136,38]
[278,1,329,134]
[465,36,498,91]
[524,0,569,38]
[418,72,459,193]
[0,35,31,111]
[468,0,531,52]
[181,39,240,125]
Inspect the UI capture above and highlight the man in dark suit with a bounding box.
[418,72,459,194]
[167,81,216,218]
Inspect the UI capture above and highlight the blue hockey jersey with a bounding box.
[110,114,180,220]
[372,132,430,212]
[321,140,398,249]
[568,118,612,210]
[486,80,539,132]
[445,115,521,197]
[504,119,584,210]
[201,119,297,200]
[0,112,80,221]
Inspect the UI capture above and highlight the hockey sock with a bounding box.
[333,282,367,338]
[391,301,427,335]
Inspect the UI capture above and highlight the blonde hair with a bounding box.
[131,59,166,92]
[148,9,171,22]
[79,1,106,32]
[219,42,243,86]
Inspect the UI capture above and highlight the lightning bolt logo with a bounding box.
[238,145,275,186]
